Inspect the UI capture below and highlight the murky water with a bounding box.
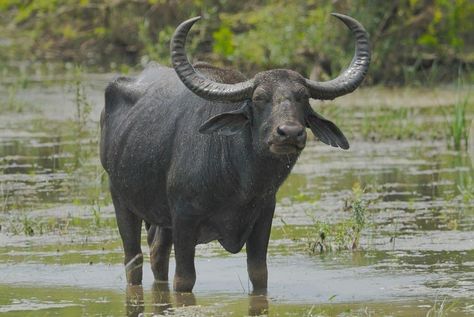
[0,77,473,316]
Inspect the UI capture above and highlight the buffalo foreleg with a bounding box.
[147,225,173,282]
[172,215,198,292]
[246,201,276,292]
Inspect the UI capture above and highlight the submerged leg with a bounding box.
[172,215,199,292]
[151,281,172,315]
[113,192,143,285]
[126,284,144,317]
[147,225,173,281]
[246,200,276,292]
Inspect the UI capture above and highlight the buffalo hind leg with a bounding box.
[172,215,199,292]
[147,224,173,281]
[246,201,276,292]
[113,194,143,285]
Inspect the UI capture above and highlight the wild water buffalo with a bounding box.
[100,14,370,292]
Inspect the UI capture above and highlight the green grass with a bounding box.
[306,182,369,254]
[456,169,474,202]
[448,95,470,151]
[318,103,448,143]
[425,298,458,317]
[2,211,118,237]
[0,84,27,113]
[360,107,422,141]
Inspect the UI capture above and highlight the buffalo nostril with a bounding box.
[277,126,286,136]
[277,124,305,139]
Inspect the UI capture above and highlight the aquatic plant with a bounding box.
[361,107,422,141]
[349,182,366,249]
[304,304,373,317]
[317,93,452,143]
[0,84,26,113]
[456,168,474,202]
[425,298,458,317]
[5,213,40,236]
[67,68,110,210]
[448,95,470,151]
[72,67,93,167]
[458,184,474,202]
[21,215,35,236]
[306,182,369,254]
[446,71,472,151]
[91,205,102,228]
[0,183,9,214]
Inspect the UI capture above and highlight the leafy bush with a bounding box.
[0,0,472,84]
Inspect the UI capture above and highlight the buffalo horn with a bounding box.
[171,17,254,102]
[304,13,371,100]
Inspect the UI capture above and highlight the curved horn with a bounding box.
[305,13,371,100]
[171,17,254,102]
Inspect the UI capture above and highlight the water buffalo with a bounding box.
[100,14,370,292]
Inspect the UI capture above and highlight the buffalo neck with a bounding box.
[219,125,300,200]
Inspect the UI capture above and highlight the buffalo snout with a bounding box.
[269,122,306,154]
[276,123,306,139]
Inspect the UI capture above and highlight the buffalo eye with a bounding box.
[294,87,310,102]
[252,88,271,103]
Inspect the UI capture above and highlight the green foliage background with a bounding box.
[0,0,473,84]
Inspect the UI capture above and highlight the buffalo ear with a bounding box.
[305,109,350,150]
[199,103,250,136]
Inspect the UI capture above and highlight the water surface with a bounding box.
[0,78,473,316]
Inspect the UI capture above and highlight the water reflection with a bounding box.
[0,130,107,210]
[151,282,172,314]
[125,283,196,316]
[248,291,269,316]
[125,285,144,317]
[125,283,269,316]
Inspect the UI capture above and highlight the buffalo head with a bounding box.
[171,14,370,154]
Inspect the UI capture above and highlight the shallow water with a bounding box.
[0,78,473,316]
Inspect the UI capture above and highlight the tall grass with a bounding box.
[0,84,26,113]
[68,67,109,225]
[448,70,471,151]
[306,182,369,254]
[425,298,458,317]
[449,95,469,151]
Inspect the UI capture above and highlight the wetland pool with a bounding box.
[0,77,473,316]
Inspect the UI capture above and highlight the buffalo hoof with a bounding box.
[125,253,144,285]
[173,275,196,293]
